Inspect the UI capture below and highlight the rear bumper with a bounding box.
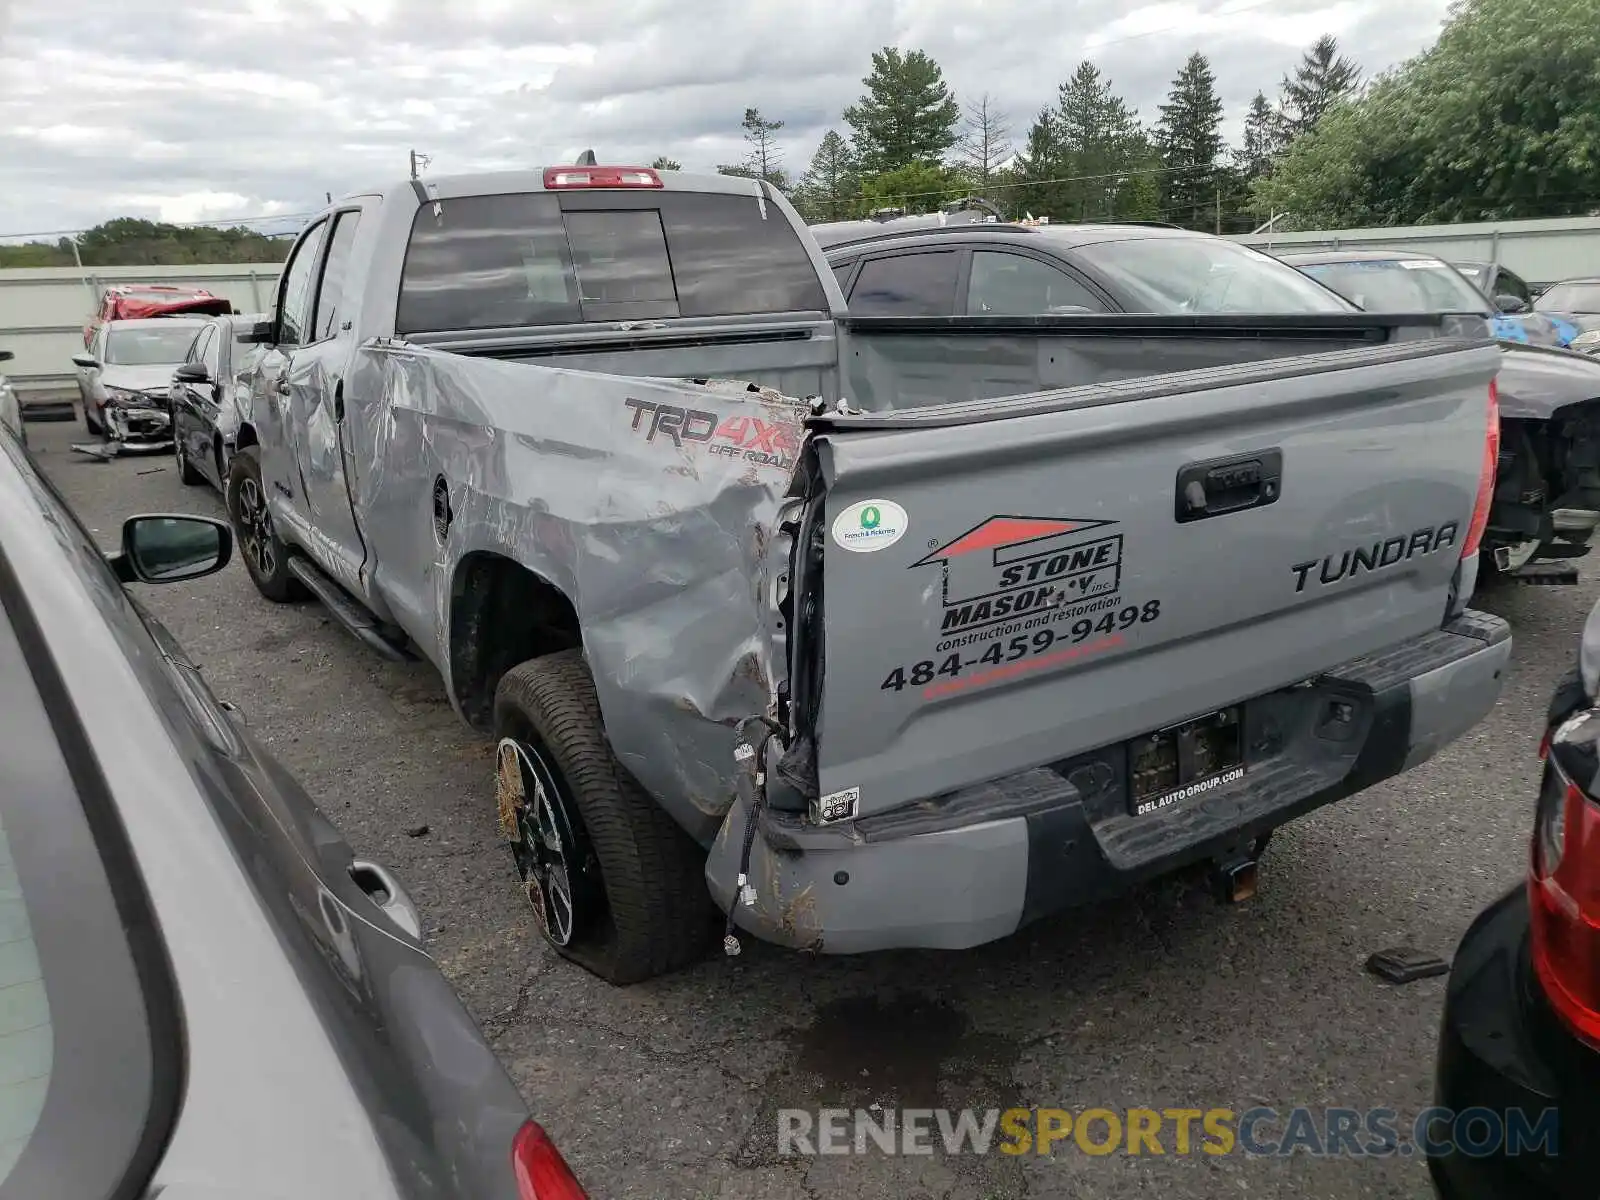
[706,611,1511,954]
[1430,887,1588,1200]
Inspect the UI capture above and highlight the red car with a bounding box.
[83,284,235,348]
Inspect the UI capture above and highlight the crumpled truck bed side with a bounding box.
[343,343,804,842]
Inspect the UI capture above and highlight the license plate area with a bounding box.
[1129,707,1244,816]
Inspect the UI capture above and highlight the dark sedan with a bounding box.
[0,428,587,1197]
[817,220,1353,317]
[1431,598,1600,1198]
[169,312,267,491]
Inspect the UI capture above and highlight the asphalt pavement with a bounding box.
[32,415,1591,1200]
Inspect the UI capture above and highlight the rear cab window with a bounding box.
[396,188,829,334]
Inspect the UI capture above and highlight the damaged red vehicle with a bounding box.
[83,284,235,348]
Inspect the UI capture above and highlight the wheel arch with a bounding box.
[448,551,581,730]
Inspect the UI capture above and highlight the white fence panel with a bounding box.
[0,262,283,395]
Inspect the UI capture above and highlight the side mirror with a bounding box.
[173,362,210,384]
[116,515,232,584]
[237,320,275,345]
[1494,293,1529,315]
[71,354,100,370]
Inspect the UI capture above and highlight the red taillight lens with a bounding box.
[542,166,662,189]
[512,1121,588,1200]
[1529,718,1600,1047]
[1462,378,1499,559]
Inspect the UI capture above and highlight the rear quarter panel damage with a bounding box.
[344,343,804,841]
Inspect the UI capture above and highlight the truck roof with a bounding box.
[342,167,780,207]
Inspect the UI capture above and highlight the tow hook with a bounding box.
[1211,853,1259,904]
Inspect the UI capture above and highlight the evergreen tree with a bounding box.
[1156,52,1226,230]
[1233,92,1283,181]
[1008,65,1155,221]
[1278,34,1362,139]
[842,47,960,173]
[1009,107,1067,218]
[1054,61,1149,220]
[792,131,858,222]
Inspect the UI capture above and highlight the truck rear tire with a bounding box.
[493,649,716,984]
[226,446,305,602]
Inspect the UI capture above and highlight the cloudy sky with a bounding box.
[0,0,1454,239]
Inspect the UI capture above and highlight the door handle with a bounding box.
[1176,449,1283,522]
[349,859,422,939]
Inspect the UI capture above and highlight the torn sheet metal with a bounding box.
[341,342,806,841]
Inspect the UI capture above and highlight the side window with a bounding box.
[848,252,960,316]
[312,211,362,342]
[832,262,855,292]
[277,220,328,347]
[967,251,1109,315]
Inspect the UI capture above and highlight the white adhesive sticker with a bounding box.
[830,499,909,554]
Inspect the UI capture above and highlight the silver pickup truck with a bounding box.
[229,166,1511,983]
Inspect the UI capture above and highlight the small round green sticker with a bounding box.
[860,506,882,530]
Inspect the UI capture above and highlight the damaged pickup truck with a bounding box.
[229,166,1512,983]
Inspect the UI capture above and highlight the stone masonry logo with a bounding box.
[912,515,1124,636]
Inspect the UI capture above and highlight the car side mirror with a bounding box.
[173,362,210,384]
[71,354,100,370]
[115,515,232,584]
[237,320,275,345]
[1494,293,1529,315]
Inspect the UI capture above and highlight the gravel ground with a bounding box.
[33,416,1591,1199]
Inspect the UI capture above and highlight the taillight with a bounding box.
[1529,711,1600,1046]
[542,166,662,189]
[1462,378,1499,559]
[512,1120,589,1200]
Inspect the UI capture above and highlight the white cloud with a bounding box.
[0,0,1453,238]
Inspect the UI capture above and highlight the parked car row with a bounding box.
[67,287,267,488]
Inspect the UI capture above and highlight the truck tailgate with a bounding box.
[796,338,1501,820]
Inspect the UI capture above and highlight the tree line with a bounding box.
[0,218,290,269]
[669,0,1594,232]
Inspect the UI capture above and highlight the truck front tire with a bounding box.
[226,446,305,602]
[494,649,716,984]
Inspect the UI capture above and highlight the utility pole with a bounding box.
[409,149,431,180]
[1215,183,1222,235]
